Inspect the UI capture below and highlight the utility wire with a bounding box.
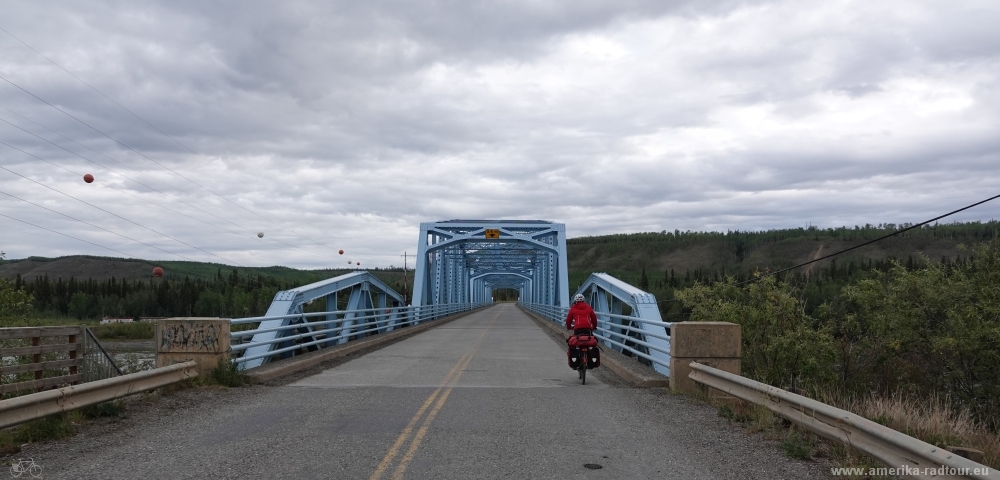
[0,212,137,259]
[0,211,292,291]
[0,25,310,230]
[657,192,1000,302]
[0,51,348,259]
[0,144,245,266]
[0,111,344,263]
[0,189,205,263]
[0,72,265,225]
[736,192,1000,285]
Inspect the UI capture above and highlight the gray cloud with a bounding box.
[1,0,999,269]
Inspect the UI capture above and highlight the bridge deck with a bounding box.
[35,304,828,479]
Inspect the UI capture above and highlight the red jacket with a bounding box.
[565,302,598,330]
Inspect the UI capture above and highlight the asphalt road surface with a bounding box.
[30,304,830,479]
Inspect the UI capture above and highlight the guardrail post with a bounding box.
[669,322,741,396]
[155,318,231,376]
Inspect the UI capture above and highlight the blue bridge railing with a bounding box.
[231,302,489,368]
[520,272,672,376]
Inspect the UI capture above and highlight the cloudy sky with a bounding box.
[0,0,998,270]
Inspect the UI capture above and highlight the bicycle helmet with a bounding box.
[573,294,586,303]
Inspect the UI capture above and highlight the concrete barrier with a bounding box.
[155,318,230,376]
[669,322,741,395]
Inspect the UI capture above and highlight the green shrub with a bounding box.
[210,358,245,387]
[0,278,33,320]
[675,275,838,393]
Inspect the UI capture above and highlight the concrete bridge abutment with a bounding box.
[669,321,741,396]
[155,317,231,376]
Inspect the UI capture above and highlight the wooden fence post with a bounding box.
[68,328,79,385]
[31,336,41,392]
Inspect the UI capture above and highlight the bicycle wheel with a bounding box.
[581,366,586,385]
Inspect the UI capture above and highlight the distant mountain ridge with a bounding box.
[3,221,997,290]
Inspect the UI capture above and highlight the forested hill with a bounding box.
[2,220,997,320]
[567,220,1000,287]
[0,256,407,320]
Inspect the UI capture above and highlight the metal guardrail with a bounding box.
[230,302,490,367]
[520,301,673,372]
[689,362,996,479]
[0,361,198,430]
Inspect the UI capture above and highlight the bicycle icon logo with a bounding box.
[9,459,41,478]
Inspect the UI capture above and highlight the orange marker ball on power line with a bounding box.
[83,174,94,183]
[152,267,164,277]
[339,250,344,255]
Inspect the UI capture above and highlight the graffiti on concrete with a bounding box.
[159,323,222,353]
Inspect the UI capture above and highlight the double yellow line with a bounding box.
[369,307,503,480]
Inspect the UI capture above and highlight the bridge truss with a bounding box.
[411,220,570,308]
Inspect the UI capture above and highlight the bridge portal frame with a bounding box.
[412,220,569,308]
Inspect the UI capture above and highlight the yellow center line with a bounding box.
[369,305,505,480]
[367,351,472,480]
[388,306,504,480]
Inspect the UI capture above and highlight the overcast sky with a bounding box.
[1,0,998,270]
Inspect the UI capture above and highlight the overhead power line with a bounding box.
[0,146,245,266]
[0,188,206,263]
[657,191,1000,302]
[0,212,137,259]
[0,211,297,291]
[0,27,352,259]
[0,110,345,263]
[738,192,1000,285]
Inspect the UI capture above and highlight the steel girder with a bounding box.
[576,273,671,375]
[242,271,405,369]
[471,271,533,303]
[412,220,569,308]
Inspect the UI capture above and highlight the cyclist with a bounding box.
[565,294,598,334]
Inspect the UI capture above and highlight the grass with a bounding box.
[832,393,1000,469]
[710,390,1000,471]
[0,316,86,328]
[0,400,125,455]
[0,316,154,340]
[88,321,154,340]
[781,428,816,460]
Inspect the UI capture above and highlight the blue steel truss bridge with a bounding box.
[230,219,670,375]
[17,220,988,479]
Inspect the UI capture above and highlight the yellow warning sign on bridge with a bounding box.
[484,229,500,239]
